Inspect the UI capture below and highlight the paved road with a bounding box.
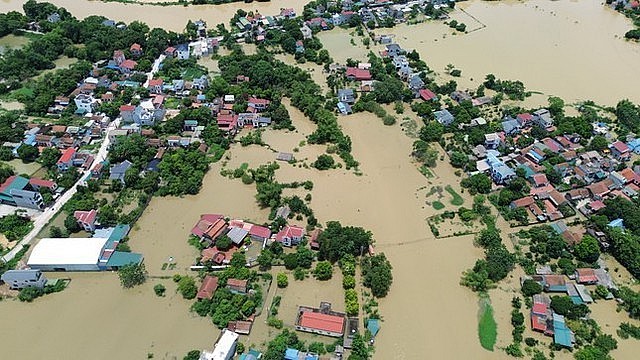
[143,54,166,88]
[1,118,120,264]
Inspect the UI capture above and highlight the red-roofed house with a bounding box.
[249,225,271,242]
[517,113,533,127]
[345,67,372,81]
[57,148,76,171]
[296,306,345,337]
[586,181,611,200]
[197,275,219,300]
[575,268,598,284]
[419,88,437,101]
[531,314,547,333]
[204,218,228,243]
[147,79,163,94]
[531,173,549,188]
[532,302,547,316]
[619,168,636,184]
[275,225,305,247]
[247,97,270,111]
[217,114,239,133]
[226,278,248,294]
[74,209,97,232]
[130,43,142,57]
[611,141,630,161]
[28,178,57,192]
[120,59,137,73]
[309,228,322,250]
[588,200,606,212]
[164,46,176,57]
[191,214,224,238]
[510,196,534,209]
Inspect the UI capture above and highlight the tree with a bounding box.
[361,253,393,297]
[18,286,44,302]
[348,334,370,360]
[17,144,39,162]
[550,295,589,320]
[230,252,246,269]
[49,226,65,238]
[419,121,444,142]
[484,245,515,282]
[313,154,335,170]
[521,279,543,296]
[39,147,61,168]
[461,173,492,194]
[183,350,201,360]
[154,284,166,297]
[283,253,298,270]
[178,276,197,299]
[64,213,81,233]
[257,250,273,270]
[574,235,600,263]
[118,263,147,288]
[574,346,613,360]
[589,135,608,151]
[215,235,233,251]
[314,261,333,280]
[594,334,617,353]
[318,221,372,263]
[277,272,288,288]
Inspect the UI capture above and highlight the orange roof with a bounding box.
[227,278,247,289]
[299,311,344,334]
[620,168,636,183]
[197,275,218,300]
[205,218,227,239]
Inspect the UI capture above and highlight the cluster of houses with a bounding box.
[523,265,616,348]
[214,95,273,135]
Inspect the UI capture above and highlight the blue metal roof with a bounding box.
[367,318,380,336]
[284,348,299,360]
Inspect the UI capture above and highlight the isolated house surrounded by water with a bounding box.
[1,269,47,290]
[275,225,305,247]
[295,303,346,337]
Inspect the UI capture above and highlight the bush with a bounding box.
[314,261,333,280]
[154,284,166,297]
[18,286,44,302]
[277,272,288,288]
[521,279,543,296]
[118,263,147,288]
[343,274,356,289]
[178,276,197,299]
[313,154,335,170]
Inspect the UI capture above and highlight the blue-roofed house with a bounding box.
[102,19,116,27]
[487,154,516,184]
[109,160,133,184]
[434,109,454,126]
[628,138,640,154]
[502,118,522,135]
[367,318,380,337]
[176,44,189,60]
[184,120,198,131]
[337,89,355,104]
[284,348,299,360]
[552,313,574,348]
[238,349,262,360]
[608,218,624,229]
[304,354,319,360]
[337,102,352,115]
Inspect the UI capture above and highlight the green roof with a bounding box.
[0,176,29,202]
[109,224,130,242]
[106,251,143,267]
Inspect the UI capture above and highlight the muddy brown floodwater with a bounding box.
[386,0,640,106]
[2,0,308,32]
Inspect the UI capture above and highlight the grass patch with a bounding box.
[445,185,464,206]
[432,201,445,210]
[419,165,434,178]
[478,296,497,351]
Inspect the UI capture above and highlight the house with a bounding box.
[176,44,189,60]
[543,274,567,292]
[280,8,297,18]
[200,329,239,360]
[227,320,253,336]
[247,97,270,111]
[227,278,248,294]
[0,176,46,209]
[575,268,598,284]
[131,102,165,126]
[217,114,239,133]
[47,12,61,23]
[164,46,177,57]
[451,91,472,103]
[57,148,76,171]
[502,119,522,135]
[191,214,224,238]
[487,154,516,184]
[275,225,305,247]
[533,109,554,128]
[1,269,47,290]
[197,275,219,300]
[130,43,142,57]
[517,113,534,127]
[419,89,437,101]
[610,141,631,161]
[74,93,99,114]
[109,160,132,184]
[249,225,271,242]
[295,40,305,53]
[434,109,454,126]
[300,24,313,39]
[147,79,163,94]
[337,89,355,104]
[484,133,501,149]
[74,209,98,232]
[385,43,404,58]
[184,120,199,131]
[337,102,352,115]
[276,152,294,162]
[531,173,550,188]
[226,227,248,246]
[309,228,322,250]
[345,67,372,81]
[295,303,346,337]
[119,59,137,73]
[193,75,209,90]
[408,74,424,93]
[28,178,58,192]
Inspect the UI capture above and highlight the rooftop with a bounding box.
[28,237,108,266]
[298,310,345,334]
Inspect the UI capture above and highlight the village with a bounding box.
[1,1,640,360]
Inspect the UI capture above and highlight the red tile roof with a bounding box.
[531,315,547,332]
[130,43,142,51]
[120,59,137,70]
[299,311,344,334]
[197,275,219,300]
[57,147,76,164]
[247,97,270,106]
[612,141,630,154]
[74,209,97,225]
[0,176,17,194]
[619,168,636,183]
[205,218,227,240]
[345,67,372,80]
[576,268,598,284]
[419,88,437,101]
[532,173,549,187]
[532,302,547,315]
[227,278,248,291]
[191,214,223,237]
[589,200,606,211]
[148,79,163,87]
[511,196,534,208]
[29,178,56,188]
[275,225,305,242]
[517,113,533,122]
[120,105,135,112]
[249,225,271,239]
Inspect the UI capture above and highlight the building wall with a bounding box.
[11,189,45,210]
[295,325,342,338]
[1,270,47,289]
[28,263,100,272]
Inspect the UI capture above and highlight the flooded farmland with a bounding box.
[2,0,307,32]
[386,0,640,106]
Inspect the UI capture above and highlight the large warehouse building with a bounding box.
[27,238,109,271]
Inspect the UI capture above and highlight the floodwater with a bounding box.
[0,34,30,54]
[0,273,215,359]
[2,0,308,32]
[387,0,640,106]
